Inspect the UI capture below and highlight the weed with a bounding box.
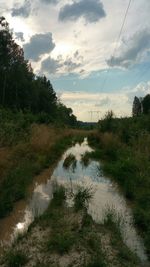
[52,184,66,207]
[5,250,28,267]
[63,153,77,170]
[88,127,150,259]
[47,231,75,254]
[86,256,107,267]
[74,186,93,211]
[81,152,90,167]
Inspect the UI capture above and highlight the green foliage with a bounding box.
[142,94,150,114]
[99,110,115,132]
[0,17,77,126]
[5,250,28,267]
[47,231,75,254]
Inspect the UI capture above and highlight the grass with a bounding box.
[0,122,77,218]
[86,256,107,267]
[52,184,66,207]
[4,250,28,267]
[103,209,140,266]
[2,185,142,267]
[74,186,93,211]
[81,152,91,167]
[88,124,150,260]
[63,153,77,170]
[47,231,76,254]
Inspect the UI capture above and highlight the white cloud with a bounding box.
[59,0,106,23]
[60,81,150,121]
[107,29,150,68]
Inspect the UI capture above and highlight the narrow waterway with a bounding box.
[0,138,148,264]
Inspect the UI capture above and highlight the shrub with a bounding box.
[5,250,28,267]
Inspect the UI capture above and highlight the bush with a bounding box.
[5,250,28,267]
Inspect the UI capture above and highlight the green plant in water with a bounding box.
[63,153,77,170]
[74,186,93,211]
[81,152,91,167]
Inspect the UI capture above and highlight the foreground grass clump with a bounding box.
[88,115,150,259]
[4,250,28,267]
[74,186,93,211]
[47,231,76,255]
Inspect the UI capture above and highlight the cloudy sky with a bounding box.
[1,0,150,121]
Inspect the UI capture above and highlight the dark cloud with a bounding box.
[11,0,31,18]
[64,57,81,72]
[23,33,55,61]
[41,0,59,4]
[15,32,25,42]
[59,0,106,23]
[107,29,150,68]
[40,55,82,75]
[41,56,61,74]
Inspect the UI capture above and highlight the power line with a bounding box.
[88,111,100,122]
[101,0,132,91]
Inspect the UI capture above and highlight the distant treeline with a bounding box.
[0,17,76,126]
[132,94,150,117]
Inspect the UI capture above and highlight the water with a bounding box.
[0,138,148,263]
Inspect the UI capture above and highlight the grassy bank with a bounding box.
[1,186,140,267]
[87,115,150,259]
[0,109,89,219]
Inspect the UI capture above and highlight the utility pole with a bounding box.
[88,111,100,122]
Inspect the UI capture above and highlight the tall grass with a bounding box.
[88,115,150,259]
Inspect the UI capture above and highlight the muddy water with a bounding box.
[0,138,148,263]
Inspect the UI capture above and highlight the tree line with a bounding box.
[0,17,77,126]
[132,94,150,117]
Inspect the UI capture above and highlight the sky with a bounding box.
[1,0,150,121]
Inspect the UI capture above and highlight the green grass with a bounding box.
[88,123,150,260]
[47,231,76,254]
[5,250,28,267]
[81,152,91,167]
[86,256,107,267]
[103,209,140,266]
[74,186,93,211]
[63,153,77,170]
[2,185,141,267]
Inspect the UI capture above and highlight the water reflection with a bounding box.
[0,138,148,263]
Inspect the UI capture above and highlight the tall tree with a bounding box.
[132,96,142,117]
[0,17,34,108]
[142,94,150,114]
